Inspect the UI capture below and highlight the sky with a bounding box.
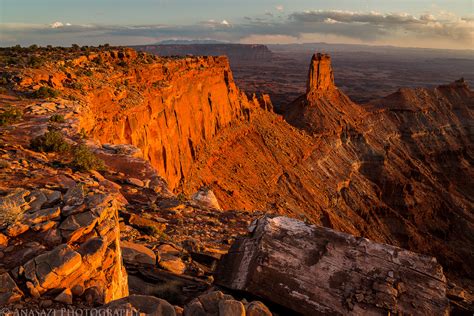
[1,0,473,49]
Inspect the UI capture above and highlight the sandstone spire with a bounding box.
[306,53,335,94]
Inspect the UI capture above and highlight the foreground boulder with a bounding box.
[103,295,176,316]
[183,291,271,316]
[216,216,449,315]
[0,185,129,305]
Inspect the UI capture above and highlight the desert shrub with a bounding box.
[176,193,187,202]
[49,114,65,123]
[141,225,161,236]
[0,106,23,126]
[0,159,10,169]
[0,199,25,225]
[66,81,84,92]
[78,128,88,139]
[30,130,71,153]
[28,55,45,68]
[30,130,104,171]
[32,86,59,99]
[76,69,93,77]
[65,94,79,101]
[117,61,128,67]
[140,224,168,240]
[92,56,104,65]
[70,144,105,171]
[6,56,22,65]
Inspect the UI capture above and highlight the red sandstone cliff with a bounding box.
[306,53,335,94]
[66,50,256,190]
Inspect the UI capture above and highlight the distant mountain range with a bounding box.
[156,39,228,45]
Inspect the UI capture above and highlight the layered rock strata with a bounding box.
[0,185,128,305]
[188,54,474,286]
[72,49,256,191]
[217,216,449,315]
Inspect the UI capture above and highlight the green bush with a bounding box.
[176,193,187,202]
[30,130,104,172]
[6,56,21,66]
[49,114,66,123]
[30,130,71,153]
[70,144,105,171]
[67,82,84,91]
[32,86,59,99]
[78,128,88,139]
[92,56,104,65]
[0,106,23,126]
[28,55,45,68]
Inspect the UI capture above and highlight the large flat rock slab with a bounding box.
[216,216,449,315]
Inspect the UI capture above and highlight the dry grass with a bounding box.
[0,199,25,225]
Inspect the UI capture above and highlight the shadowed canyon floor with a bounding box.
[0,46,473,314]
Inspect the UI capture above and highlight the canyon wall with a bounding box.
[72,49,257,190]
[186,54,474,282]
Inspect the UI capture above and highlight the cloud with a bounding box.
[50,21,72,29]
[324,18,340,24]
[287,10,474,43]
[0,10,472,50]
[50,22,64,28]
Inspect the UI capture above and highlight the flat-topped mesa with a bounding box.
[306,53,335,94]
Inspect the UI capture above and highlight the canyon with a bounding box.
[0,46,473,314]
[135,43,474,107]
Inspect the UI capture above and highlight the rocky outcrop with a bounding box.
[191,187,221,210]
[0,185,128,305]
[283,53,363,135]
[183,291,271,316]
[103,295,177,316]
[307,53,335,94]
[217,216,449,315]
